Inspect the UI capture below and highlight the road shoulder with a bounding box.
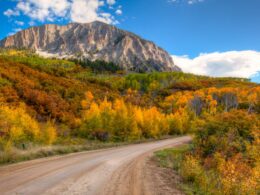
[143,155,185,195]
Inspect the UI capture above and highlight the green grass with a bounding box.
[154,145,205,195]
[0,141,125,166]
[155,145,190,170]
[0,135,176,166]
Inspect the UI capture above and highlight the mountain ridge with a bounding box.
[0,21,181,72]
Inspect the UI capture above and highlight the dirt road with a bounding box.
[0,136,191,195]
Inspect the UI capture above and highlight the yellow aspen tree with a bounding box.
[81,91,94,109]
[0,105,40,146]
[205,95,217,114]
[42,122,57,145]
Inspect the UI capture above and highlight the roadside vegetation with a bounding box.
[155,110,259,195]
[155,145,195,193]
[0,139,123,165]
[0,49,259,194]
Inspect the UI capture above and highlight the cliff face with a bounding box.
[0,21,181,72]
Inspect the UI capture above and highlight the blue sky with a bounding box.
[0,0,260,82]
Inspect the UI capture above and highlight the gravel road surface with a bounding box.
[0,136,191,195]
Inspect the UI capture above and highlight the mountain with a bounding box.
[0,21,181,72]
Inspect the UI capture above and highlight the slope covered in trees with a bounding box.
[157,88,259,194]
[0,49,259,192]
[0,49,258,138]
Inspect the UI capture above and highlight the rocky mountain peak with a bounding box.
[0,21,181,72]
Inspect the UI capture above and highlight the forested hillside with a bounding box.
[0,49,258,140]
[0,50,259,193]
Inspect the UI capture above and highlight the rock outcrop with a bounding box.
[0,21,181,72]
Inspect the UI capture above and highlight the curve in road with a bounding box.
[0,136,191,195]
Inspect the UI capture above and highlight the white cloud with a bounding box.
[172,51,260,78]
[28,21,36,26]
[168,0,205,5]
[15,21,25,26]
[8,28,22,36]
[13,0,71,22]
[4,0,121,25]
[4,9,20,17]
[115,9,122,15]
[107,0,116,6]
[168,0,178,3]
[187,0,204,5]
[70,0,116,24]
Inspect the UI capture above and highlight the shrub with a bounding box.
[0,105,40,148]
[42,122,57,145]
